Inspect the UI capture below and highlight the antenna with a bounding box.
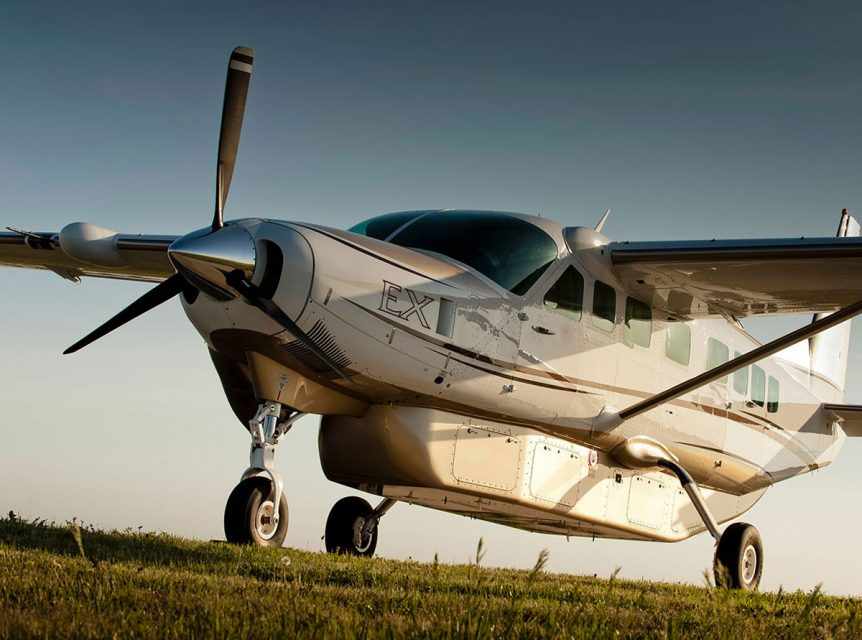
[594,208,611,233]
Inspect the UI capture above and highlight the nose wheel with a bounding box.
[224,477,289,546]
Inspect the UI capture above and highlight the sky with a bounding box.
[2,0,862,594]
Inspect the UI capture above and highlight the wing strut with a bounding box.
[600,298,862,427]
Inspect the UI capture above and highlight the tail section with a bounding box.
[810,209,859,397]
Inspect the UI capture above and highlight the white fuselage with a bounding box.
[181,217,845,542]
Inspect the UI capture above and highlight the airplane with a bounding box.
[3,47,862,592]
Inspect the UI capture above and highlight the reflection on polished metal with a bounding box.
[168,224,256,299]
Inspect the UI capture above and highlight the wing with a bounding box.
[0,224,177,283]
[823,404,862,437]
[610,216,862,318]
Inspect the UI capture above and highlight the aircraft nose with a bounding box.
[168,224,256,300]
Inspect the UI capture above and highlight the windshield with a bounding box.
[348,211,429,241]
[350,211,558,294]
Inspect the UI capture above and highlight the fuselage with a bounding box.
[181,212,845,505]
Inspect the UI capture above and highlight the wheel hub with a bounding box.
[255,500,278,540]
[742,544,758,584]
[351,517,373,552]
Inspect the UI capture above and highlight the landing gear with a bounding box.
[714,523,763,591]
[223,401,304,547]
[655,456,764,591]
[325,496,396,556]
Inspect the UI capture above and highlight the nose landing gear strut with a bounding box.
[223,401,305,547]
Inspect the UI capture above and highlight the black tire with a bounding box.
[325,496,377,556]
[714,522,763,590]
[224,477,289,547]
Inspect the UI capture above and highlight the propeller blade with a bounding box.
[213,46,255,231]
[226,273,350,381]
[63,274,187,354]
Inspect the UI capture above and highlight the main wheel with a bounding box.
[224,477,289,547]
[714,522,763,590]
[325,496,377,556]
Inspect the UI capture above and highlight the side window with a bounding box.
[544,266,584,319]
[592,281,616,331]
[732,351,749,395]
[624,297,652,347]
[665,322,691,365]
[751,365,766,407]
[706,338,730,384]
[767,376,780,413]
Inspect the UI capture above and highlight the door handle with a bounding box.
[531,325,555,336]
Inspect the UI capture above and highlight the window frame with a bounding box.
[732,350,749,396]
[751,365,766,408]
[624,296,652,348]
[543,265,585,320]
[591,280,617,332]
[706,338,730,385]
[665,321,691,366]
[767,376,780,414]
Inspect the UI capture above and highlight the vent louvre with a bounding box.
[282,320,352,375]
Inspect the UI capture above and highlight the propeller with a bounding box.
[64,46,351,383]
[213,47,254,232]
[63,275,188,354]
[64,47,255,354]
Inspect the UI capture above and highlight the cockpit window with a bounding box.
[349,211,428,241]
[359,211,557,294]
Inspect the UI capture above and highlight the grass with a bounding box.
[1,513,860,639]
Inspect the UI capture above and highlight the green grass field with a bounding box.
[0,513,859,639]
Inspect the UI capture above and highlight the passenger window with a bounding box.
[706,338,730,384]
[751,366,766,407]
[624,297,652,347]
[767,377,780,413]
[732,351,749,395]
[665,322,691,365]
[592,281,616,331]
[544,266,584,319]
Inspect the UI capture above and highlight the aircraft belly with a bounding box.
[320,405,767,542]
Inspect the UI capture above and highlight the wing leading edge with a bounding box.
[0,226,177,283]
[609,211,862,318]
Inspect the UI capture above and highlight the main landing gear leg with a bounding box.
[223,402,305,547]
[657,458,763,591]
[325,496,397,556]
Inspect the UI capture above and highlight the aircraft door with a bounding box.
[515,264,599,421]
[518,265,583,371]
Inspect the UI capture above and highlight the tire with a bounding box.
[324,496,377,556]
[714,522,763,590]
[224,477,289,547]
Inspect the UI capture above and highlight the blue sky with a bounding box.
[2,1,862,593]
